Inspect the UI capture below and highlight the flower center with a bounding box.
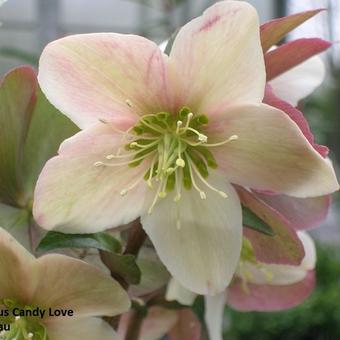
[0,299,48,340]
[95,106,238,219]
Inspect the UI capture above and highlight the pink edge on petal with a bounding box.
[237,186,305,265]
[264,84,329,158]
[260,9,325,52]
[227,270,315,311]
[168,309,201,340]
[265,38,331,81]
[253,192,331,231]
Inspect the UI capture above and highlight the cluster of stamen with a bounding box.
[94,106,238,222]
[0,300,48,340]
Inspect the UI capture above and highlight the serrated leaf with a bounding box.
[100,251,141,285]
[0,66,36,206]
[36,231,122,253]
[242,206,275,236]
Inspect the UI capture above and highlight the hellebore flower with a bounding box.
[0,228,130,339]
[33,0,338,295]
[166,231,316,340]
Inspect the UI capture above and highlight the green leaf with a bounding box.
[0,66,36,206]
[130,248,170,296]
[36,231,122,253]
[100,251,141,285]
[23,88,79,195]
[242,206,275,236]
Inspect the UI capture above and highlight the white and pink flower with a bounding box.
[33,1,338,296]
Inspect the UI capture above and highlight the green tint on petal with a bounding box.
[23,88,79,196]
[260,9,323,52]
[0,66,36,207]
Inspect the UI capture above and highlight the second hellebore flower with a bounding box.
[0,228,130,339]
[33,1,338,295]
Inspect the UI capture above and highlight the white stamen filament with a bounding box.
[203,134,238,147]
[190,160,228,198]
[94,150,157,168]
[120,173,146,196]
[187,159,206,200]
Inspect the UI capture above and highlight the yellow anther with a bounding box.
[176,158,185,167]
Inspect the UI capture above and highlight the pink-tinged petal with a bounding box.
[260,9,324,52]
[0,228,36,302]
[46,318,119,340]
[253,192,331,230]
[118,307,178,340]
[33,123,153,233]
[169,309,201,340]
[265,38,331,81]
[227,270,315,311]
[31,254,130,318]
[210,104,338,197]
[141,171,242,295]
[264,85,329,157]
[269,55,326,107]
[38,33,173,129]
[0,66,37,206]
[169,1,265,113]
[237,187,304,265]
[205,293,225,340]
[237,232,316,286]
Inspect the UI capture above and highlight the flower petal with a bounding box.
[227,270,315,311]
[141,171,242,295]
[264,85,329,157]
[253,192,330,230]
[31,254,130,318]
[169,0,265,112]
[33,123,153,232]
[260,9,324,52]
[205,293,225,340]
[237,187,304,265]
[265,39,330,81]
[210,104,339,197]
[0,228,35,302]
[0,66,37,206]
[168,309,201,340]
[46,317,119,340]
[269,55,326,107]
[118,307,178,340]
[166,279,196,306]
[38,33,172,129]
